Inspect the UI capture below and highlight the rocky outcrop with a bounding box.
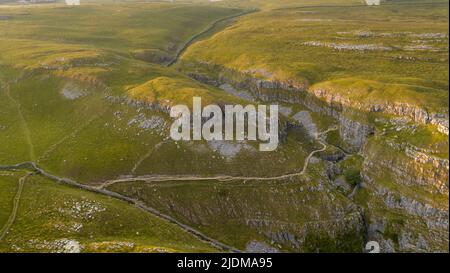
[363,138,449,194]
[187,69,306,104]
[185,65,374,151]
[339,116,374,152]
[245,211,365,252]
[245,241,281,253]
[430,117,449,135]
[404,147,449,194]
[104,94,290,143]
[180,62,449,252]
[311,88,449,135]
[104,95,172,114]
[372,103,448,136]
[360,174,449,252]
[292,111,318,138]
[377,187,448,230]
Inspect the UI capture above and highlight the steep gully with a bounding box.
[120,39,450,251]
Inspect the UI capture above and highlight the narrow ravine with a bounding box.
[100,127,338,188]
[166,9,258,67]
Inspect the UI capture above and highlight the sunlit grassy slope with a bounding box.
[0,3,246,111]
[0,3,241,58]
[0,171,217,253]
[0,2,321,183]
[179,0,449,114]
[0,2,284,252]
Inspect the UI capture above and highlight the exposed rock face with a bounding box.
[60,82,87,100]
[105,94,290,143]
[339,116,374,152]
[321,149,346,164]
[187,69,306,104]
[366,221,397,253]
[375,104,448,136]
[431,117,449,135]
[366,185,449,252]
[179,62,448,252]
[311,88,449,135]
[379,188,448,230]
[242,208,366,252]
[404,148,449,194]
[361,135,449,252]
[105,95,172,115]
[364,138,449,195]
[185,65,374,151]
[292,111,318,138]
[118,176,367,252]
[245,241,281,253]
[398,233,430,252]
[127,113,167,132]
[219,83,254,101]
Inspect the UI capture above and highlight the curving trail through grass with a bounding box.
[99,127,339,188]
[0,126,337,252]
[299,126,338,175]
[0,7,339,248]
[0,172,32,242]
[37,111,106,163]
[130,140,166,175]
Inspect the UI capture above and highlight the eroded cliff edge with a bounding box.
[177,61,449,252]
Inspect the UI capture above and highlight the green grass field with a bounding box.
[179,0,449,115]
[0,171,217,253]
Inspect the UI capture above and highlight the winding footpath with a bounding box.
[0,126,337,251]
[99,127,339,189]
[37,111,105,163]
[130,140,166,175]
[0,162,240,253]
[0,11,337,247]
[0,7,341,251]
[0,172,32,242]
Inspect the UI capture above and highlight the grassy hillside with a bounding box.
[1,3,242,60]
[179,0,449,115]
[108,173,366,252]
[0,3,267,183]
[0,171,217,253]
[0,4,329,184]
